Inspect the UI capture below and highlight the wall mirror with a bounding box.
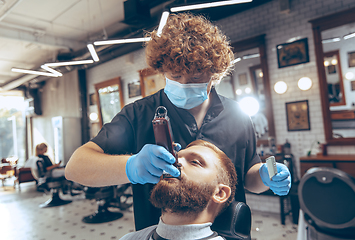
[310,7,355,145]
[94,77,124,127]
[216,35,275,147]
[139,68,165,97]
[323,50,346,106]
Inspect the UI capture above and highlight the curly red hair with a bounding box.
[145,13,234,82]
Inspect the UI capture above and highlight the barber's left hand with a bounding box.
[259,163,291,196]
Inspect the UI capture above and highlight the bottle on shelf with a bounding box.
[283,139,291,155]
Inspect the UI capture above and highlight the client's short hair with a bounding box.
[186,140,237,212]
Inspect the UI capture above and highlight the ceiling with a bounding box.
[0,0,271,91]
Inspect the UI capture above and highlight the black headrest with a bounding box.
[211,201,251,239]
[298,167,355,231]
[36,159,46,178]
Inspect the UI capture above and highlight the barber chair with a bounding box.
[36,159,72,208]
[298,167,355,240]
[212,201,252,240]
[82,184,133,224]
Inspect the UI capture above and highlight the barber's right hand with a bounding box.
[126,144,181,184]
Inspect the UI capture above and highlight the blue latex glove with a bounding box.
[126,144,181,184]
[259,162,291,196]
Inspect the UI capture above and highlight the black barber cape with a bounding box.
[91,88,261,231]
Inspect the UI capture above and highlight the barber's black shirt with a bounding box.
[91,88,260,231]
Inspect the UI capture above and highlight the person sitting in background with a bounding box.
[120,140,238,240]
[35,143,64,178]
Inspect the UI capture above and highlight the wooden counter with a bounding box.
[300,155,355,178]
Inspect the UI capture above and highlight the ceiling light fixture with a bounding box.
[242,53,260,59]
[93,37,151,46]
[157,11,170,37]
[41,65,62,77]
[44,60,94,67]
[322,37,341,44]
[87,44,99,62]
[170,0,252,12]
[231,57,242,64]
[344,32,355,40]
[11,68,58,77]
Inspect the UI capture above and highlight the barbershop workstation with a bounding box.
[1,0,355,240]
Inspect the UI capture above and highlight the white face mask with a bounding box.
[164,77,209,109]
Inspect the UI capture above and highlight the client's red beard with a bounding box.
[150,177,216,215]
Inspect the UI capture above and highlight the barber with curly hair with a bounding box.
[65,13,291,231]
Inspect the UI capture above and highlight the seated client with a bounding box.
[35,143,65,178]
[120,139,238,240]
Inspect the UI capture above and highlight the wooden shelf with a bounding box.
[331,110,355,120]
[300,154,355,178]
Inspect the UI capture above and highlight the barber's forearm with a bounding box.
[65,141,130,187]
[244,163,269,194]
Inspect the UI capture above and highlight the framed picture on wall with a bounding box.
[89,93,97,106]
[351,81,355,91]
[128,80,141,98]
[139,68,166,97]
[327,65,336,74]
[276,38,310,68]
[349,51,355,68]
[286,100,310,131]
[238,73,248,86]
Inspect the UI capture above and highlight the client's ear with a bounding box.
[212,184,231,204]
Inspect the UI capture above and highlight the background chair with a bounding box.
[14,167,36,190]
[298,167,355,240]
[36,159,72,208]
[212,201,252,240]
[82,183,133,224]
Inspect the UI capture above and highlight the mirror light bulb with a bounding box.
[331,59,338,65]
[236,89,242,95]
[238,97,260,116]
[245,87,251,94]
[324,61,329,67]
[274,81,288,94]
[298,77,312,91]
